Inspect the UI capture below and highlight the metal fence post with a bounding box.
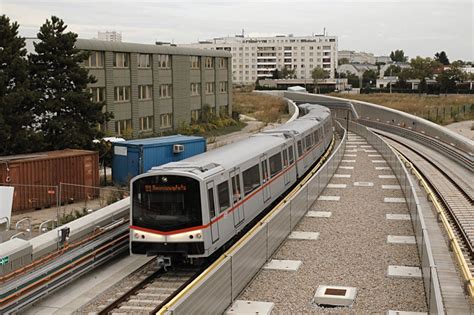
[57,183,62,225]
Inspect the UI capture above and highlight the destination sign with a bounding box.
[144,184,187,192]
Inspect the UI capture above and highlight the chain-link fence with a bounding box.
[417,104,473,124]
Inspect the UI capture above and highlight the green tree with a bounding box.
[311,66,329,93]
[272,68,280,79]
[409,56,441,93]
[345,72,360,88]
[338,57,350,65]
[280,65,295,79]
[390,49,408,62]
[434,51,450,65]
[0,15,38,155]
[362,69,377,87]
[383,65,401,77]
[29,16,110,151]
[437,65,464,94]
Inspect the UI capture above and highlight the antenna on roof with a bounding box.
[323,27,326,36]
[242,29,244,37]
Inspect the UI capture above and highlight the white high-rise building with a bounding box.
[180,34,338,85]
[98,31,122,42]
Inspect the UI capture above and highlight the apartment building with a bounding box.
[97,31,122,42]
[338,50,376,65]
[180,34,338,85]
[75,39,232,137]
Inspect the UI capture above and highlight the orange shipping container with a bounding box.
[0,149,100,213]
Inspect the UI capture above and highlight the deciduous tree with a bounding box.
[434,51,450,65]
[389,49,408,62]
[311,66,329,93]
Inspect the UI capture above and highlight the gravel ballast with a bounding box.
[238,133,427,313]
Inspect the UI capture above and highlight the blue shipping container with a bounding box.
[112,135,206,185]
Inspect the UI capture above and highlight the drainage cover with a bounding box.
[313,285,357,307]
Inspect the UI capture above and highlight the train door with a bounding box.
[230,169,244,227]
[282,146,290,185]
[206,181,219,244]
[260,155,271,202]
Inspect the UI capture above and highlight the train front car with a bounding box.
[130,171,206,264]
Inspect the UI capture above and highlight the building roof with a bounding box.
[75,39,231,57]
[115,135,204,147]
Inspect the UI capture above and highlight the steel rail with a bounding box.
[395,150,474,301]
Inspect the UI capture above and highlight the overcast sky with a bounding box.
[2,0,473,61]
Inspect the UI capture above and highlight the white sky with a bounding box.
[2,0,473,60]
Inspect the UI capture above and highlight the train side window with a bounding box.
[243,164,260,196]
[269,152,282,177]
[297,140,303,157]
[217,181,230,212]
[288,147,294,164]
[208,187,216,218]
[231,174,241,203]
[313,130,319,143]
[282,149,288,168]
[305,135,312,151]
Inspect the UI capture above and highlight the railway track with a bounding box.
[379,134,474,280]
[98,263,201,315]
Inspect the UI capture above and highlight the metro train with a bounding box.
[129,103,333,263]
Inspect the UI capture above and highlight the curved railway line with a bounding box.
[376,132,474,297]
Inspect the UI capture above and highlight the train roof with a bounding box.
[148,104,331,179]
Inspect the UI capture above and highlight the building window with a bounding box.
[157,54,171,68]
[190,83,201,96]
[205,82,215,94]
[114,86,130,102]
[89,87,105,102]
[218,57,227,69]
[160,113,172,128]
[205,57,214,69]
[219,81,228,93]
[190,56,200,69]
[113,52,129,68]
[137,54,151,68]
[138,85,152,100]
[159,84,172,98]
[115,119,132,136]
[191,109,201,122]
[85,51,104,68]
[139,116,153,131]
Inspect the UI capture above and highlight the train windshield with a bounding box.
[132,175,202,232]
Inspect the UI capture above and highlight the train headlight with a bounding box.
[134,233,139,239]
[196,233,202,239]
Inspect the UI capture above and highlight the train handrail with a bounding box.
[10,232,27,240]
[38,220,56,234]
[398,153,474,301]
[0,217,10,231]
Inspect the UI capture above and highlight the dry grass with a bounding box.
[332,93,474,124]
[233,92,288,123]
